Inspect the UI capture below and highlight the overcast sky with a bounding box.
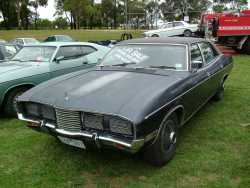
[38,0,56,21]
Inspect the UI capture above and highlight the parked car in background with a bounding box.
[9,38,40,48]
[17,38,233,166]
[0,43,19,62]
[0,39,7,43]
[44,35,74,42]
[0,42,110,116]
[143,21,198,37]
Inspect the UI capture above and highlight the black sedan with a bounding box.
[0,43,19,62]
[16,37,233,166]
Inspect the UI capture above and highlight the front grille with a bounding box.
[56,109,81,132]
[84,113,103,130]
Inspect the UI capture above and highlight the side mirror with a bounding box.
[55,56,64,63]
[191,60,203,70]
[97,58,102,64]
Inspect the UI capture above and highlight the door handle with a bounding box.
[82,61,88,65]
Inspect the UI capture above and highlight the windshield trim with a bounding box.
[99,43,189,71]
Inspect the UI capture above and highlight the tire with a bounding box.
[213,81,225,101]
[242,39,250,55]
[143,113,179,166]
[4,87,29,117]
[183,30,192,37]
[151,34,159,37]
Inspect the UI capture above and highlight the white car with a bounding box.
[143,21,198,38]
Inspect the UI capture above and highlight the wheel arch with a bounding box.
[2,83,35,107]
[151,105,185,145]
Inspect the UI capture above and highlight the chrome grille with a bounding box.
[56,109,81,132]
[84,113,103,130]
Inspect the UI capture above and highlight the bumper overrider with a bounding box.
[17,113,146,153]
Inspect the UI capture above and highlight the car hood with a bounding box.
[0,61,48,84]
[19,69,190,123]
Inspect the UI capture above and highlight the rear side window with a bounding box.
[191,44,203,62]
[174,22,184,27]
[199,42,219,64]
[81,46,97,55]
[56,46,82,59]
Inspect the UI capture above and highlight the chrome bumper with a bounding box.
[18,113,145,153]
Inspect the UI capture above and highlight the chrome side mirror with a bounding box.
[55,56,64,63]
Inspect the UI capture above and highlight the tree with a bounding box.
[53,17,68,29]
[30,0,48,29]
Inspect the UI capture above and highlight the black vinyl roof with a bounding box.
[120,37,207,45]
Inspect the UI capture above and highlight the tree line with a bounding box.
[0,0,248,30]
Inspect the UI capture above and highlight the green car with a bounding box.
[0,42,110,116]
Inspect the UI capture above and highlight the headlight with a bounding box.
[109,117,133,136]
[41,105,56,122]
[84,113,103,130]
[25,103,39,117]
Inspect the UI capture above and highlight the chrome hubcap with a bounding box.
[169,131,176,144]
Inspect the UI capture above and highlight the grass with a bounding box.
[0,30,249,187]
[0,29,142,42]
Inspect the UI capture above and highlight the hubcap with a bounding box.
[169,131,176,144]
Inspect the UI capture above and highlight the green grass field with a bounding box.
[0,29,142,42]
[0,30,249,187]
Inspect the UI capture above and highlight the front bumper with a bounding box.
[18,113,145,153]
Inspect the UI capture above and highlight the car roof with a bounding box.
[24,42,99,47]
[119,37,207,45]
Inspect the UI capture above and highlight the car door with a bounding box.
[182,43,208,117]
[173,22,185,36]
[198,42,222,96]
[50,45,95,78]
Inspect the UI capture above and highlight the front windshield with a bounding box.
[3,45,17,58]
[100,44,187,71]
[12,46,56,62]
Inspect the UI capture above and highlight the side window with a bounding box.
[17,39,24,45]
[174,22,184,27]
[45,36,55,42]
[199,42,218,65]
[55,46,82,60]
[81,46,97,56]
[191,44,203,62]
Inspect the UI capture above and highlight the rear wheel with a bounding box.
[143,113,179,166]
[4,87,29,117]
[213,80,225,101]
[183,30,192,37]
[242,38,250,55]
[151,34,159,37]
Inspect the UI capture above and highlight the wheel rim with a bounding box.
[162,120,176,151]
[184,31,191,37]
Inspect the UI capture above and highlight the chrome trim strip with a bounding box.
[17,113,40,124]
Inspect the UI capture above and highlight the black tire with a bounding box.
[151,34,159,37]
[183,30,192,37]
[143,113,179,166]
[242,39,250,55]
[4,87,29,117]
[213,81,225,101]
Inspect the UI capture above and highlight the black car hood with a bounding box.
[19,68,190,123]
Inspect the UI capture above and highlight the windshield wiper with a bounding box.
[111,62,137,67]
[148,65,176,70]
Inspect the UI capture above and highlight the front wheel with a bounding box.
[143,113,179,166]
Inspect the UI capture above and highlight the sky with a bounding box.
[38,0,56,21]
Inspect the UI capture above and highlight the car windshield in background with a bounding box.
[12,46,56,62]
[24,38,39,44]
[100,44,187,70]
[3,45,17,58]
